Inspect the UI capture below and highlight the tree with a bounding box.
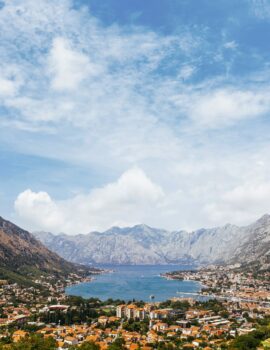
[230,334,260,350]
[12,334,57,350]
[157,342,174,350]
[108,338,125,350]
[81,342,100,350]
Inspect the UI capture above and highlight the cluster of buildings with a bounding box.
[116,304,185,326]
[0,266,269,349]
[4,296,270,350]
[116,304,147,320]
[164,267,270,304]
[0,274,82,328]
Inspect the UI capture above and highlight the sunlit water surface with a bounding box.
[66,265,202,302]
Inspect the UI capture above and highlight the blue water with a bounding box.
[66,265,201,302]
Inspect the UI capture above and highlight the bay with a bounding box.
[66,265,202,302]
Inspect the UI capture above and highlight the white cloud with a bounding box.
[0,77,17,97]
[0,1,185,129]
[250,0,270,19]
[0,65,23,98]
[204,181,270,225]
[188,89,270,128]
[1,0,270,233]
[178,65,196,80]
[14,189,64,229]
[15,160,270,233]
[48,37,102,91]
[224,41,238,49]
[14,168,164,234]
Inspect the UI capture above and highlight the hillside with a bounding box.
[0,216,91,285]
[230,214,270,270]
[33,214,270,266]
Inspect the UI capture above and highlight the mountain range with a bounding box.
[0,216,91,286]
[33,214,270,268]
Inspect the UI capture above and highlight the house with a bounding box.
[152,322,168,332]
[147,330,158,343]
[126,305,137,319]
[149,309,169,320]
[12,330,28,343]
[64,336,78,346]
[116,305,126,318]
[192,339,203,347]
[98,316,109,325]
[135,308,146,320]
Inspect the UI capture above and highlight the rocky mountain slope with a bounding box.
[33,214,270,266]
[230,214,270,268]
[0,216,90,285]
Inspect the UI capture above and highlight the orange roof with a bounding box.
[13,330,27,336]
[96,341,108,350]
[86,335,99,342]
[65,336,76,341]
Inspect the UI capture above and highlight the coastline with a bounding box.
[65,265,202,301]
[160,271,209,299]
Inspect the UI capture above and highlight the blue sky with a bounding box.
[1,0,270,234]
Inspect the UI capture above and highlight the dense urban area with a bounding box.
[0,265,269,350]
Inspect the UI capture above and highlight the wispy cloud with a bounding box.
[250,0,270,19]
[187,88,270,129]
[0,0,270,232]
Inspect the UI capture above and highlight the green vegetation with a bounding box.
[0,334,56,350]
[122,319,149,334]
[195,299,226,314]
[70,341,101,350]
[108,338,125,350]
[158,299,190,311]
[39,296,127,325]
[0,267,38,287]
[229,326,270,349]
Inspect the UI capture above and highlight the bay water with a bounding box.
[66,265,201,302]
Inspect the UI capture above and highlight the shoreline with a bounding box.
[65,267,113,289]
[160,272,209,298]
[65,265,203,301]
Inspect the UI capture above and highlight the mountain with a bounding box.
[33,214,270,266]
[0,216,90,285]
[230,214,270,269]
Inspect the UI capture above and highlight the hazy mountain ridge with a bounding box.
[230,214,270,266]
[33,214,270,266]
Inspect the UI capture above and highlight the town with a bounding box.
[0,266,269,350]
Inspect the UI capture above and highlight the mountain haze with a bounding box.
[33,214,270,266]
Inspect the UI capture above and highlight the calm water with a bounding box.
[66,265,201,302]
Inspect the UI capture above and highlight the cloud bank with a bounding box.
[0,0,269,232]
[15,168,164,233]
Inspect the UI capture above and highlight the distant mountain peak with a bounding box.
[133,223,150,229]
[255,213,270,224]
[33,214,270,267]
[132,223,160,232]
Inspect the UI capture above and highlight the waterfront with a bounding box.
[66,264,201,301]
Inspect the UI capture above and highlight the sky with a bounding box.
[1,0,270,234]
